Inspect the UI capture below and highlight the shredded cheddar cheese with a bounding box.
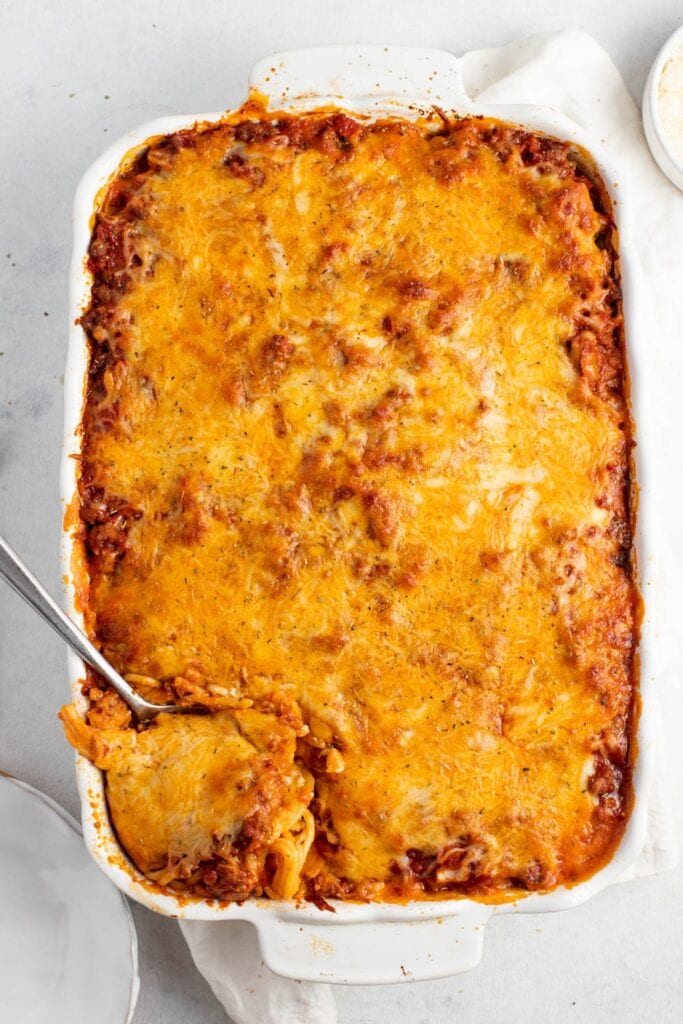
[62,103,638,904]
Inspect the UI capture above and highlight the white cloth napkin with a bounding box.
[180,29,679,1023]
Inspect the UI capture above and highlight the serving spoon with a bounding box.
[0,532,181,722]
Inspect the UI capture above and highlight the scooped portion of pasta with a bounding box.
[60,695,314,900]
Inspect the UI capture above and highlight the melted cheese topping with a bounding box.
[68,105,638,903]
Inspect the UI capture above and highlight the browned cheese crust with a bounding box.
[62,104,639,905]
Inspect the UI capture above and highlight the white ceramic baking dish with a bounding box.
[62,45,655,985]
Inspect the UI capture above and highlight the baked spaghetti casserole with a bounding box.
[61,101,639,906]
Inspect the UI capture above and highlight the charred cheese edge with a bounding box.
[62,103,638,904]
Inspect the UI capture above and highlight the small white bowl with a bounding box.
[643,24,683,191]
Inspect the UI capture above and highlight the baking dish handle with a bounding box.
[249,45,470,111]
[255,907,492,984]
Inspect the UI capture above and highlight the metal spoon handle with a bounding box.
[0,532,174,721]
